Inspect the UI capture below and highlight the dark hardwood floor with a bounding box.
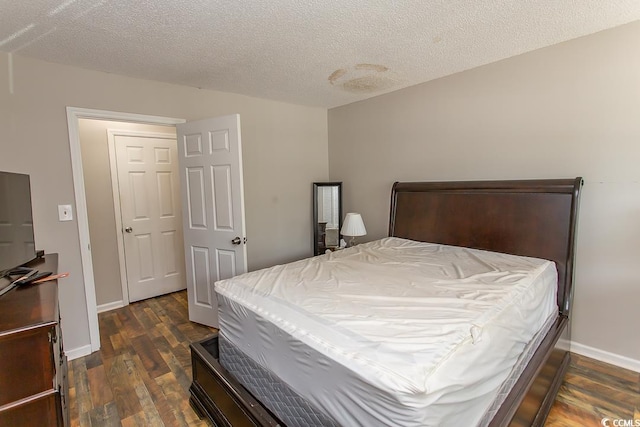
[69,291,214,427]
[546,353,639,426]
[69,291,639,426]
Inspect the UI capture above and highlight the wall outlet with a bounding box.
[58,204,73,221]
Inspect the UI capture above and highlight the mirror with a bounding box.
[313,182,342,255]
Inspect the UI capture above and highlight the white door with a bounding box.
[115,134,186,302]
[177,114,247,327]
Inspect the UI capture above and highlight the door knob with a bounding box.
[125,227,133,233]
[231,237,241,245]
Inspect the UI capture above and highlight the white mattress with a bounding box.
[215,237,558,426]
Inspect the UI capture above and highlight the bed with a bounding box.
[189,177,583,427]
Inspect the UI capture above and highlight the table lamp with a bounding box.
[341,213,366,247]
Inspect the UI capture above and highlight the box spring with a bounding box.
[190,314,561,427]
[189,335,282,427]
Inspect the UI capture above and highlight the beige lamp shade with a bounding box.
[341,213,366,237]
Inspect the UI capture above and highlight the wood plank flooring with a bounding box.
[546,353,639,426]
[69,291,214,427]
[69,291,639,426]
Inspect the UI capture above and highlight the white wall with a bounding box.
[0,53,328,354]
[328,21,640,363]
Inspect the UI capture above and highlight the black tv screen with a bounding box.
[0,172,37,280]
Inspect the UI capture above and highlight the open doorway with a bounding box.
[67,108,247,356]
[67,108,185,355]
[78,119,186,312]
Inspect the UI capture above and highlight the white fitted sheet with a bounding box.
[215,237,558,426]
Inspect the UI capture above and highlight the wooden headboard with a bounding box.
[389,178,582,315]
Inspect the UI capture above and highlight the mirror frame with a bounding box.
[313,182,343,256]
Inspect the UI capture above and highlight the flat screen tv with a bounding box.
[0,171,37,293]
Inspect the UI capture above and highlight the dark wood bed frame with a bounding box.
[190,177,583,427]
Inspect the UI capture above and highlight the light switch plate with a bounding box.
[58,204,73,221]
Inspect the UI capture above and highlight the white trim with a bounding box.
[571,341,640,373]
[107,129,178,307]
[65,344,92,361]
[65,107,185,353]
[97,300,125,313]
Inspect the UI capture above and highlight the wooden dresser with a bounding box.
[0,254,69,426]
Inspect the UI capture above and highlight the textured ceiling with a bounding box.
[2,1,640,108]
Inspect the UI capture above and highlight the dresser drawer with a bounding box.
[0,326,55,406]
[0,391,61,427]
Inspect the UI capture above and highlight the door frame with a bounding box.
[66,107,185,355]
[107,128,181,307]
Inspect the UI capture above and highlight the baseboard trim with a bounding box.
[66,344,92,361]
[97,300,125,313]
[570,341,640,373]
